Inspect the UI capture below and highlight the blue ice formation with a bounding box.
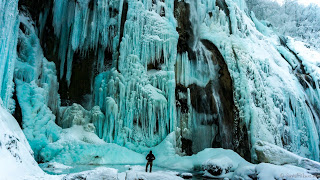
[93,0,178,147]
[0,0,19,112]
[14,13,62,161]
[0,0,320,164]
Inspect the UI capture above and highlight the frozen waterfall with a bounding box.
[0,0,319,166]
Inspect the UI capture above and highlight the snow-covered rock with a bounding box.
[180,172,192,179]
[62,167,118,180]
[202,156,233,176]
[256,163,317,180]
[254,140,320,172]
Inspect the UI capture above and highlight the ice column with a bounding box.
[94,0,178,147]
[0,0,19,111]
[14,14,62,161]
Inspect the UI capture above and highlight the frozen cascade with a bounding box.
[0,0,19,111]
[94,0,178,147]
[50,0,320,160]
[175,42,223,153]
[198,0,320,160]
[52,0,123,85]
[14,13,62,160]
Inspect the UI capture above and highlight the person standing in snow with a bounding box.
[145,151,155,172]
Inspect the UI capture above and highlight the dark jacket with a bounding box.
[146,153,155,162]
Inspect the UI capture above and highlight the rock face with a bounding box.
[2,0,320,164]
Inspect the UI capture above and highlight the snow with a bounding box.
[254,140,320,172]
[62,167,118,180]
[256,163,316,180]
[40,125,146,165]
[126,170,183,180]
[0,104,59,179]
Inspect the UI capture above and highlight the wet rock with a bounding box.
[188,81,218,116]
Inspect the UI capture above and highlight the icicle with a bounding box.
[0,0,19,111]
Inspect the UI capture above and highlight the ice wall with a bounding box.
[5,0,319,163]
[0,0,19,112]
[0,2,48,178]
[94,0,178,147]
[48,0,320,161]
[196,0,320,160]
[14,13,62,161]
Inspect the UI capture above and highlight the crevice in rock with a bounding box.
[12,83,23,129]
[181,138,193,156]
[119,0,128,48]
